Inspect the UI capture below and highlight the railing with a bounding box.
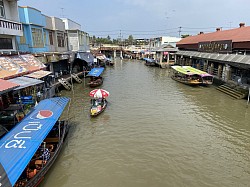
[0,19,22,31]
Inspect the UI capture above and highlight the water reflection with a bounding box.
[42,59,250,187]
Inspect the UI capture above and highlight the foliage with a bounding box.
[181,34,191,38]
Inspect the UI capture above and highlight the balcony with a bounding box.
[0,19,23,36]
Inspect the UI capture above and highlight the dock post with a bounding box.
[247,87,250,107]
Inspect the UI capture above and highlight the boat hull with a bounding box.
[171,75,202,86]
[23,121,69,187]
[90,100,107,116]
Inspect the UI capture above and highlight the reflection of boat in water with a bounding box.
[90,98,107,116]
[0,97,70,187]
[171,65,203,86]
[87,67,104,88]
[181,66,213,85]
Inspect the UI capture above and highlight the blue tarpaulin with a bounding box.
[87,67,104,77]
[143,58,155,63]
[0,97,70,187]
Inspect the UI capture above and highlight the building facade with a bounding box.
[17,6,46,53]
[61,18,90,52]
[0,0,22,52]
[176,23,250,87]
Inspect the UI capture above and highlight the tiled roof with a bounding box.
[177,26,250,45]
[0,79,20,94]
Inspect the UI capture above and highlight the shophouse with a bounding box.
[149,36,181,67]
[0,0,23,52]
[176,23,250,89]
[17,6,46,53]
[61,18,90,52]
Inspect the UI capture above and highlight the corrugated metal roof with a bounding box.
[0,79,20,95]
[177,26,250,45]
[8,77,44,91]
[176,51,250,66]
[24,70,52,79]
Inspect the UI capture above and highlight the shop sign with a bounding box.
[198,40,232,53]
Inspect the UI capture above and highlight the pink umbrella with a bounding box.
[89,89,109,98]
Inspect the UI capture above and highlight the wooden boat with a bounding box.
[181,66,213,85]
[0,97,70,187]
[88,76,103,88]
[143,58,156,66]
[105,58,114,66]
[90,98,107,116]
[171,65,203,86]
[87,67,105,88]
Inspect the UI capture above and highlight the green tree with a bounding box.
[181,34,190,38]
[128,35,134,45]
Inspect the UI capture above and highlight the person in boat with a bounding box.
[26,168,37,179]
[38,147,51,161]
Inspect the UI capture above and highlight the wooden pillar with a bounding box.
[204,61,208,72]
[218,64,222,78]
[196,63,200,70]
[210,63,214,75]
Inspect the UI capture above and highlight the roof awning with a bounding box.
[24,70,52,79]
[87,67,104,77]
[8,77,44,91]
[76,52,94,64]
[0,79,20,95]
[176,51,250,68]
[0,97,70,187]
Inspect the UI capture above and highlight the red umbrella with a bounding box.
[89,89,109,98]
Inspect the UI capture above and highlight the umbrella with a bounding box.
[89,89,109,98]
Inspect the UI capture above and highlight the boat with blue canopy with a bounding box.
[0,97,70,187]
[87,67,105,88]
[87,67,104,77]
[143,58,156,66]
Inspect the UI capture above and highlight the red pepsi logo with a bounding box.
[30,110,53,120]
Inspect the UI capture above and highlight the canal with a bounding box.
[42,59,250,187]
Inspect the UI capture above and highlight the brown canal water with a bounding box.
[41,60,250,187]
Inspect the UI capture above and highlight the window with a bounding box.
[57,32,65,47]
[20,26,26,44]
[0,38,13,49]
[0,0,5,18]
[32,28,44,48]
[44,31,47,45]
[49,31,53,45]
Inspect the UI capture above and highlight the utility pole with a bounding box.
[178,26,182,38]
[61,8,65,17]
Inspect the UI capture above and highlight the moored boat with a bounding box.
[143,58,156,66]
[0,97,70,187]
[87,67,105,88]
[171,65,203,86]
[181,66,213,85]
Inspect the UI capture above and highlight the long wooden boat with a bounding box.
[182,66,213,85]
[171,74,202,85]
[90,98,107,116]
[171,65,203,86]
[0,97,70,187]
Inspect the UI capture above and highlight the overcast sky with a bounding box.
[18,0,250,39]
